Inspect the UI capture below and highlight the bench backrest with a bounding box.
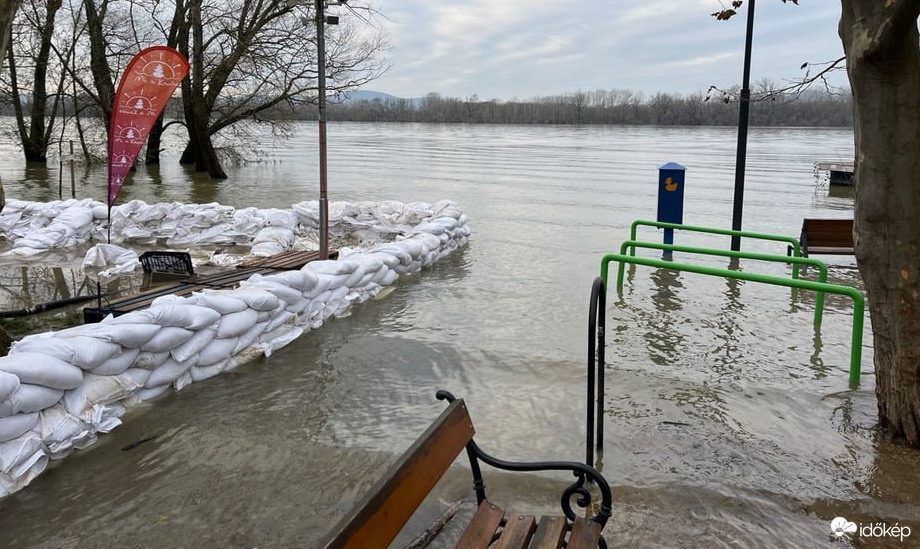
[320,399,475,549]
[802,219,854,247]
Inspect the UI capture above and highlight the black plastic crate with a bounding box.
[138,251,194,276]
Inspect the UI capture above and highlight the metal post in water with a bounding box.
[730,0,756,251]
[316,0,329,260]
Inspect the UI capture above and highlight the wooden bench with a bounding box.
[799,219,854,257]
[320,390,612,549]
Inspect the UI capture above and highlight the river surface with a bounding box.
[0,122,918,549]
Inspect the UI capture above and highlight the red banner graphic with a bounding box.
[107,46,190,207]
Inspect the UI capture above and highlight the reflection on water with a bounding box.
[0,122,915,549]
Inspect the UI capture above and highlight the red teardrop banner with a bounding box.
[107,46,190,207]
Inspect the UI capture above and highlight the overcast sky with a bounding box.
[361,0,846,100]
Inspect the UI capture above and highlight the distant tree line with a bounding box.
[327,86,852,127]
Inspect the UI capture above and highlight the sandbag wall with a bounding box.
[0,198,458,257]
[0,202,470,499]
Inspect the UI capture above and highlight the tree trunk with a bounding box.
[840,0,920,445]
[181,0,226,179]
[84,0,115,128]
[145,116,164,165]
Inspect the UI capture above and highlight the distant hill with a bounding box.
[338,90,402,103]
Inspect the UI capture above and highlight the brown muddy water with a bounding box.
[0,122,917,548]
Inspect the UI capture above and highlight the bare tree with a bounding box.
[3,0,67,162]
[171,0,388,178]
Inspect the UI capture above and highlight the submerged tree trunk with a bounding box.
[841,0,920,445]
[145,116,164,165]
[7,0,63,163]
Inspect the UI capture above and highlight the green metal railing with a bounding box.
[617,240,830,327]
[600,253,866,387]
[629,220,802,278]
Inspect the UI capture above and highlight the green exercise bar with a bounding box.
[617,240,829,327]
[600,253,865,388]
[629,220,802,279]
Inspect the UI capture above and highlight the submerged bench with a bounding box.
[800,218,854,257]
[321,390,613,549]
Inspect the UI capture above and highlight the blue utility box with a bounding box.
[657,162,686,227]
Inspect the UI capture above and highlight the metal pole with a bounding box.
[730,0,755,251]
[316,0,329,260]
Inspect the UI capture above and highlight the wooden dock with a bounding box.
[815,161,855,187]
[83,250,330,323]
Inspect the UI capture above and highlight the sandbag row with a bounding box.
[0,203,470,499]
[0,198,465,257]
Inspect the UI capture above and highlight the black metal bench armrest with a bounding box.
[436,390,613,529]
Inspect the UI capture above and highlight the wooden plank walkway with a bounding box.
[83,250,330,323]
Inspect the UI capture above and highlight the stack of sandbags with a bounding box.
[0,198,471,500]
[0,198,470,259]
[3,199,98,256]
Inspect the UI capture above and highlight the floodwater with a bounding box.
[1,121,918,548]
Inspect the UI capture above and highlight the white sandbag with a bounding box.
[0,413,39,443]
[121,368,152,387]
[242,280,305,306]
[393,239,425,259]
[173,371,194,391]
[189,359,231,382]
[228,347,264,370]
[0,432,46,478]
[82,243,140,283]
[0,371,19,402]
[133,351,170,370]
[10,336,78,364]
[305,259,359,276]
[91,403,126,432]
[171,327,217,363]
[82,322,160,348]
[39,404,94,457]
[196,337,239,367]
[261,270,319,293]
[0,397,16,418]
[13,385,65,414]
[233,322,268,355]
[24,335,122,371]
[135,385,171,402]
[372,244,414,265]
[217,309,259,338]
[190,293,249,314]
[109,310,158,325]
[140,327,195,352]
[142,303,222,331]
[145,357,196,388]
[63,373,139,422]
[256,327,303,358]
[378,269,399,286]
[217,288,279,312]
[0,353,84,390]
[90,348,141,376]
[265,310,296,332]
[251,241,285,257]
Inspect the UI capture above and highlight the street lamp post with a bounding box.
[315,0,329,259]
[730,0,756,252]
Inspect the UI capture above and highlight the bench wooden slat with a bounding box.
[801,219,854,256]
[321,400,475,549]
[567,517,603,549]
[530,516,568,549]
[493,514,536,549]
[454,501,505,549]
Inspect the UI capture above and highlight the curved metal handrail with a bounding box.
[436,390,613,528]
[587,277,606,470]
